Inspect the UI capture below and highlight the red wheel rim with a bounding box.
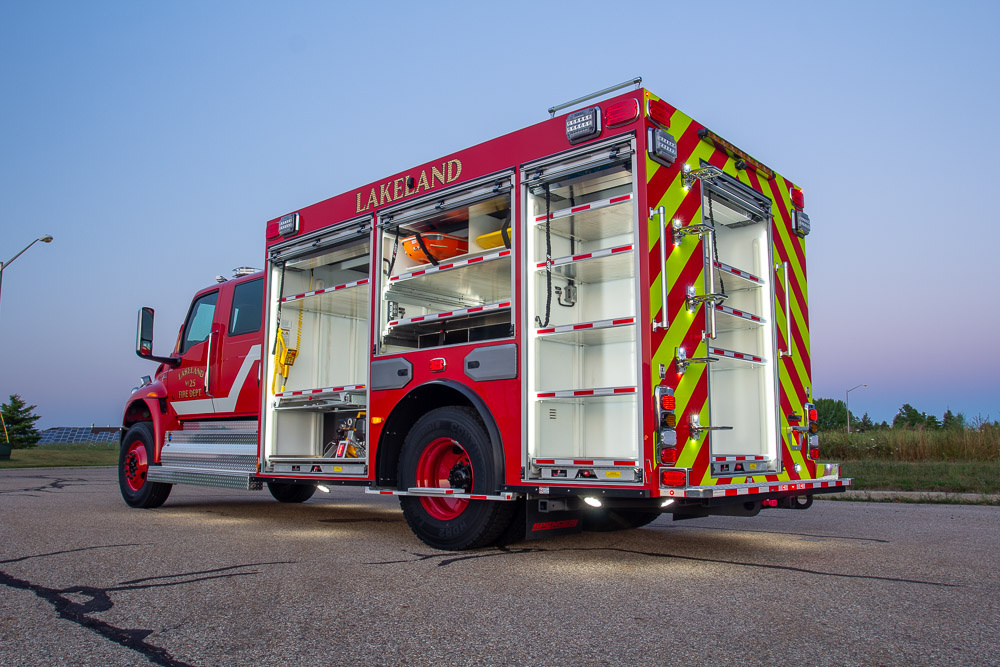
[415,437,472,520]
[123,440,148,492]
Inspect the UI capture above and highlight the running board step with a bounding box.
[146,466,262,490]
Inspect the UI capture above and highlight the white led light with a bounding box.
[316,484,330,493]
[661,499,674,507]
[583,496,602,508]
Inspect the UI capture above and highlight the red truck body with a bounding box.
[121,83,849,549]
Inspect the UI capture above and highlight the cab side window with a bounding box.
[229,278,264,336]
[180,291,218,354]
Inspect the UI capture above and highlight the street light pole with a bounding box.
[846,383,867,434]
[0,235,54,315]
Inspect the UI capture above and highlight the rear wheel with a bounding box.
[267,481,316,503]
[118,422,172,508]
[398,407,514,550]
[582,508,661,532]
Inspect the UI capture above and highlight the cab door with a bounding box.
[212,276,264,417]
[164,288,220,418]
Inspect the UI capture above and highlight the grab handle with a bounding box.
[651,206,669,332]
[776,261,792,358]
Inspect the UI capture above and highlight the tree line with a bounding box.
[813,397,989,432]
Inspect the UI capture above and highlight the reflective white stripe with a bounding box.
[660,478,852,498]
[365,488,517,501]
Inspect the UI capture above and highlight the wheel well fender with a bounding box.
[375,380,503,487]
[122,395,170,460]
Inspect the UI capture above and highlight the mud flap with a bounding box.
[521,498,584,541]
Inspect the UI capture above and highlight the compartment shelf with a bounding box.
[712,260,765,288]
[706,346,767,372]
[386,301,510,329]
[535,317,635,345]
[533,193,634,243]
[714,304,765,327]
[537,386,636,399]
[537,245,633,283]
[273,384,367,411]
[389,248,510,284]
[281,281,370,318]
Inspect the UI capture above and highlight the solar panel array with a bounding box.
[37,427,119,445]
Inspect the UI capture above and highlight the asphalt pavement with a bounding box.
[2,467,998,666]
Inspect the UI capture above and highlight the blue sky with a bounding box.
[1,1,998,428]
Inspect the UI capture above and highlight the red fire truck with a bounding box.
[121,79,850,549]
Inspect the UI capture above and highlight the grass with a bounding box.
[0,442,118,468]
[820,425,999,462]
[838,460,1000,494]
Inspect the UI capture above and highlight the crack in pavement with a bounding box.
[0,475,95,496]
[367,545,959,588]
[0,546,295,666]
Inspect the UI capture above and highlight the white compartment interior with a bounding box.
[535,396,638,460]
[526,154,640,465]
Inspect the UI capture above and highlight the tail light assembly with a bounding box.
[805,402,819,459]
[654,385,677,465]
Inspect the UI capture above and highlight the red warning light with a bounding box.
[791,188,805,210]
[647,99,672,128]
[606,99,640,127]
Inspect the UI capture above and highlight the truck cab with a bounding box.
[121,270,264,506]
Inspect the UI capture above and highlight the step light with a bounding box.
[278,212,300,238]
[794,211,811,237]
[583,496,602,508]
[648,127,677,167]
[566,106,601,144]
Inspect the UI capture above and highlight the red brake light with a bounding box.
[661,470,686,487]
[429,358,446,372]
[647,98,672,128]
[660,395,675,410]
[605,99,639,127]
[808,409,818,421]
[809,448,820,459]
[791,188,805,210]
[659,448,678,465]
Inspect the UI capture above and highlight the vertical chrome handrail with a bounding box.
[777,261,792,358]
[651,207,669,332]
[204,330,215,397]
[704,227,718,340]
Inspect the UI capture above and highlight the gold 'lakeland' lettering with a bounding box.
[446,159,461,182]
[354,159,464,213]
[431,165,446,187]
[416,170,430,192]
[379,182,393,206]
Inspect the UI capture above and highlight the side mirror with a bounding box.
[135,307,180,367]
[137,307,155,356]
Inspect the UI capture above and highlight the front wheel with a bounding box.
[267,481,316,503]
[118,422,172,508]
[398,407,514,550]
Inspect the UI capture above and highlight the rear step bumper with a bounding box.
[663,477,852,500]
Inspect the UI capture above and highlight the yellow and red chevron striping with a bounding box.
[643,90,814,486]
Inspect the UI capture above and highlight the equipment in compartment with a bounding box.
[402,233,468,265]
[322,410,367,459]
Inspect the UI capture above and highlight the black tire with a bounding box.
[118,422,172,509]
[398,406,514,550]
[582,508,661,532]
[267,481,317,503]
